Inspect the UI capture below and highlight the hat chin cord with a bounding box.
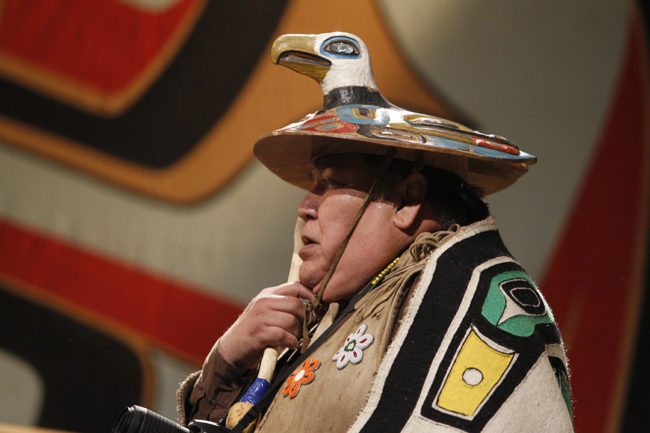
[225,150,395,432]
[301,149,395,351]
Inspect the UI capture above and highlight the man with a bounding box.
[178,32,574,432]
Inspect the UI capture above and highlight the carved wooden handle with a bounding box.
[258,346,280,382]
[225,218,304,431]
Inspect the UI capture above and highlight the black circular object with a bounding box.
[112,406,189,433]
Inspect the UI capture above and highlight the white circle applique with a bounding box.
[462,368,484,386]
[332,323,374,370]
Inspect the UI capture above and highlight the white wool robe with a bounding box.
[251,217,574,432]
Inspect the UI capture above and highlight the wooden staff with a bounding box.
[225,219,304,432]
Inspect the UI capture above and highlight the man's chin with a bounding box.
[299,265,363,302]
[298,267,325,293]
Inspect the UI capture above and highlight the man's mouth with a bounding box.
[299,224,318,260]
[298,243,318,260]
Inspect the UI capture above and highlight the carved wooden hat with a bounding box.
[253,32,536,195]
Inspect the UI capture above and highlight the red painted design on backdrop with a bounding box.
[0,218,242,364]
[0,0,197,92]
[540,11,649,433]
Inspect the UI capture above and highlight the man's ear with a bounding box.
[393,172,427,230]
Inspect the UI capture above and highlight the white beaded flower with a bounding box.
[332,323,374,370]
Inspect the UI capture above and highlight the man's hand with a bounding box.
[217,282,314,372]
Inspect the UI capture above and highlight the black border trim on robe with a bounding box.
[358,228,564,432]
[420,262,561,431]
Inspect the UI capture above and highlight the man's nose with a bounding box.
[298,191,319,221]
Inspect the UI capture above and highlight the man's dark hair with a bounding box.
[418,165,490,226]
[364,155,490,227]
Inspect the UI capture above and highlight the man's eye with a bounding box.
[323,178,341,189]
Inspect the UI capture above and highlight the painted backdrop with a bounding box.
[0,1,648,433]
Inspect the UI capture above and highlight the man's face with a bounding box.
[297,154,408,302]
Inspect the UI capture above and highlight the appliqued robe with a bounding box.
[180,217,574,432]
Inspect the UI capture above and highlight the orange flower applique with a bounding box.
[281,357,320,399]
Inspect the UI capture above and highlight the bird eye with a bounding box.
[323,38,360,57]
[326,40,358,55]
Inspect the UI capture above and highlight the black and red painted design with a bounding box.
[0,1,464,430]
[0,1,648,432]
[539,8,650,431]
[0,218,243,430]
[0,0,288,202]
[0,283,150,432]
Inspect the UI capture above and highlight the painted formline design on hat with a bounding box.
[254,32,536,195]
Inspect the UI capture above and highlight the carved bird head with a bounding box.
[257,31,536,196]
[271,32,378,97]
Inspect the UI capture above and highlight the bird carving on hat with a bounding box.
[256,32,537,195]
[271,32,391,110]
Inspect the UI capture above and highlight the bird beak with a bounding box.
[271,34,332,83]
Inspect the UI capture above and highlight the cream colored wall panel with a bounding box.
[0,348,43,424]
[0,144,304,304]
[377,0,629,277]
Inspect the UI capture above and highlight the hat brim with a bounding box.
[253,106,536,195]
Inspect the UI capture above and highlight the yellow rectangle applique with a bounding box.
[437,329,515,417]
